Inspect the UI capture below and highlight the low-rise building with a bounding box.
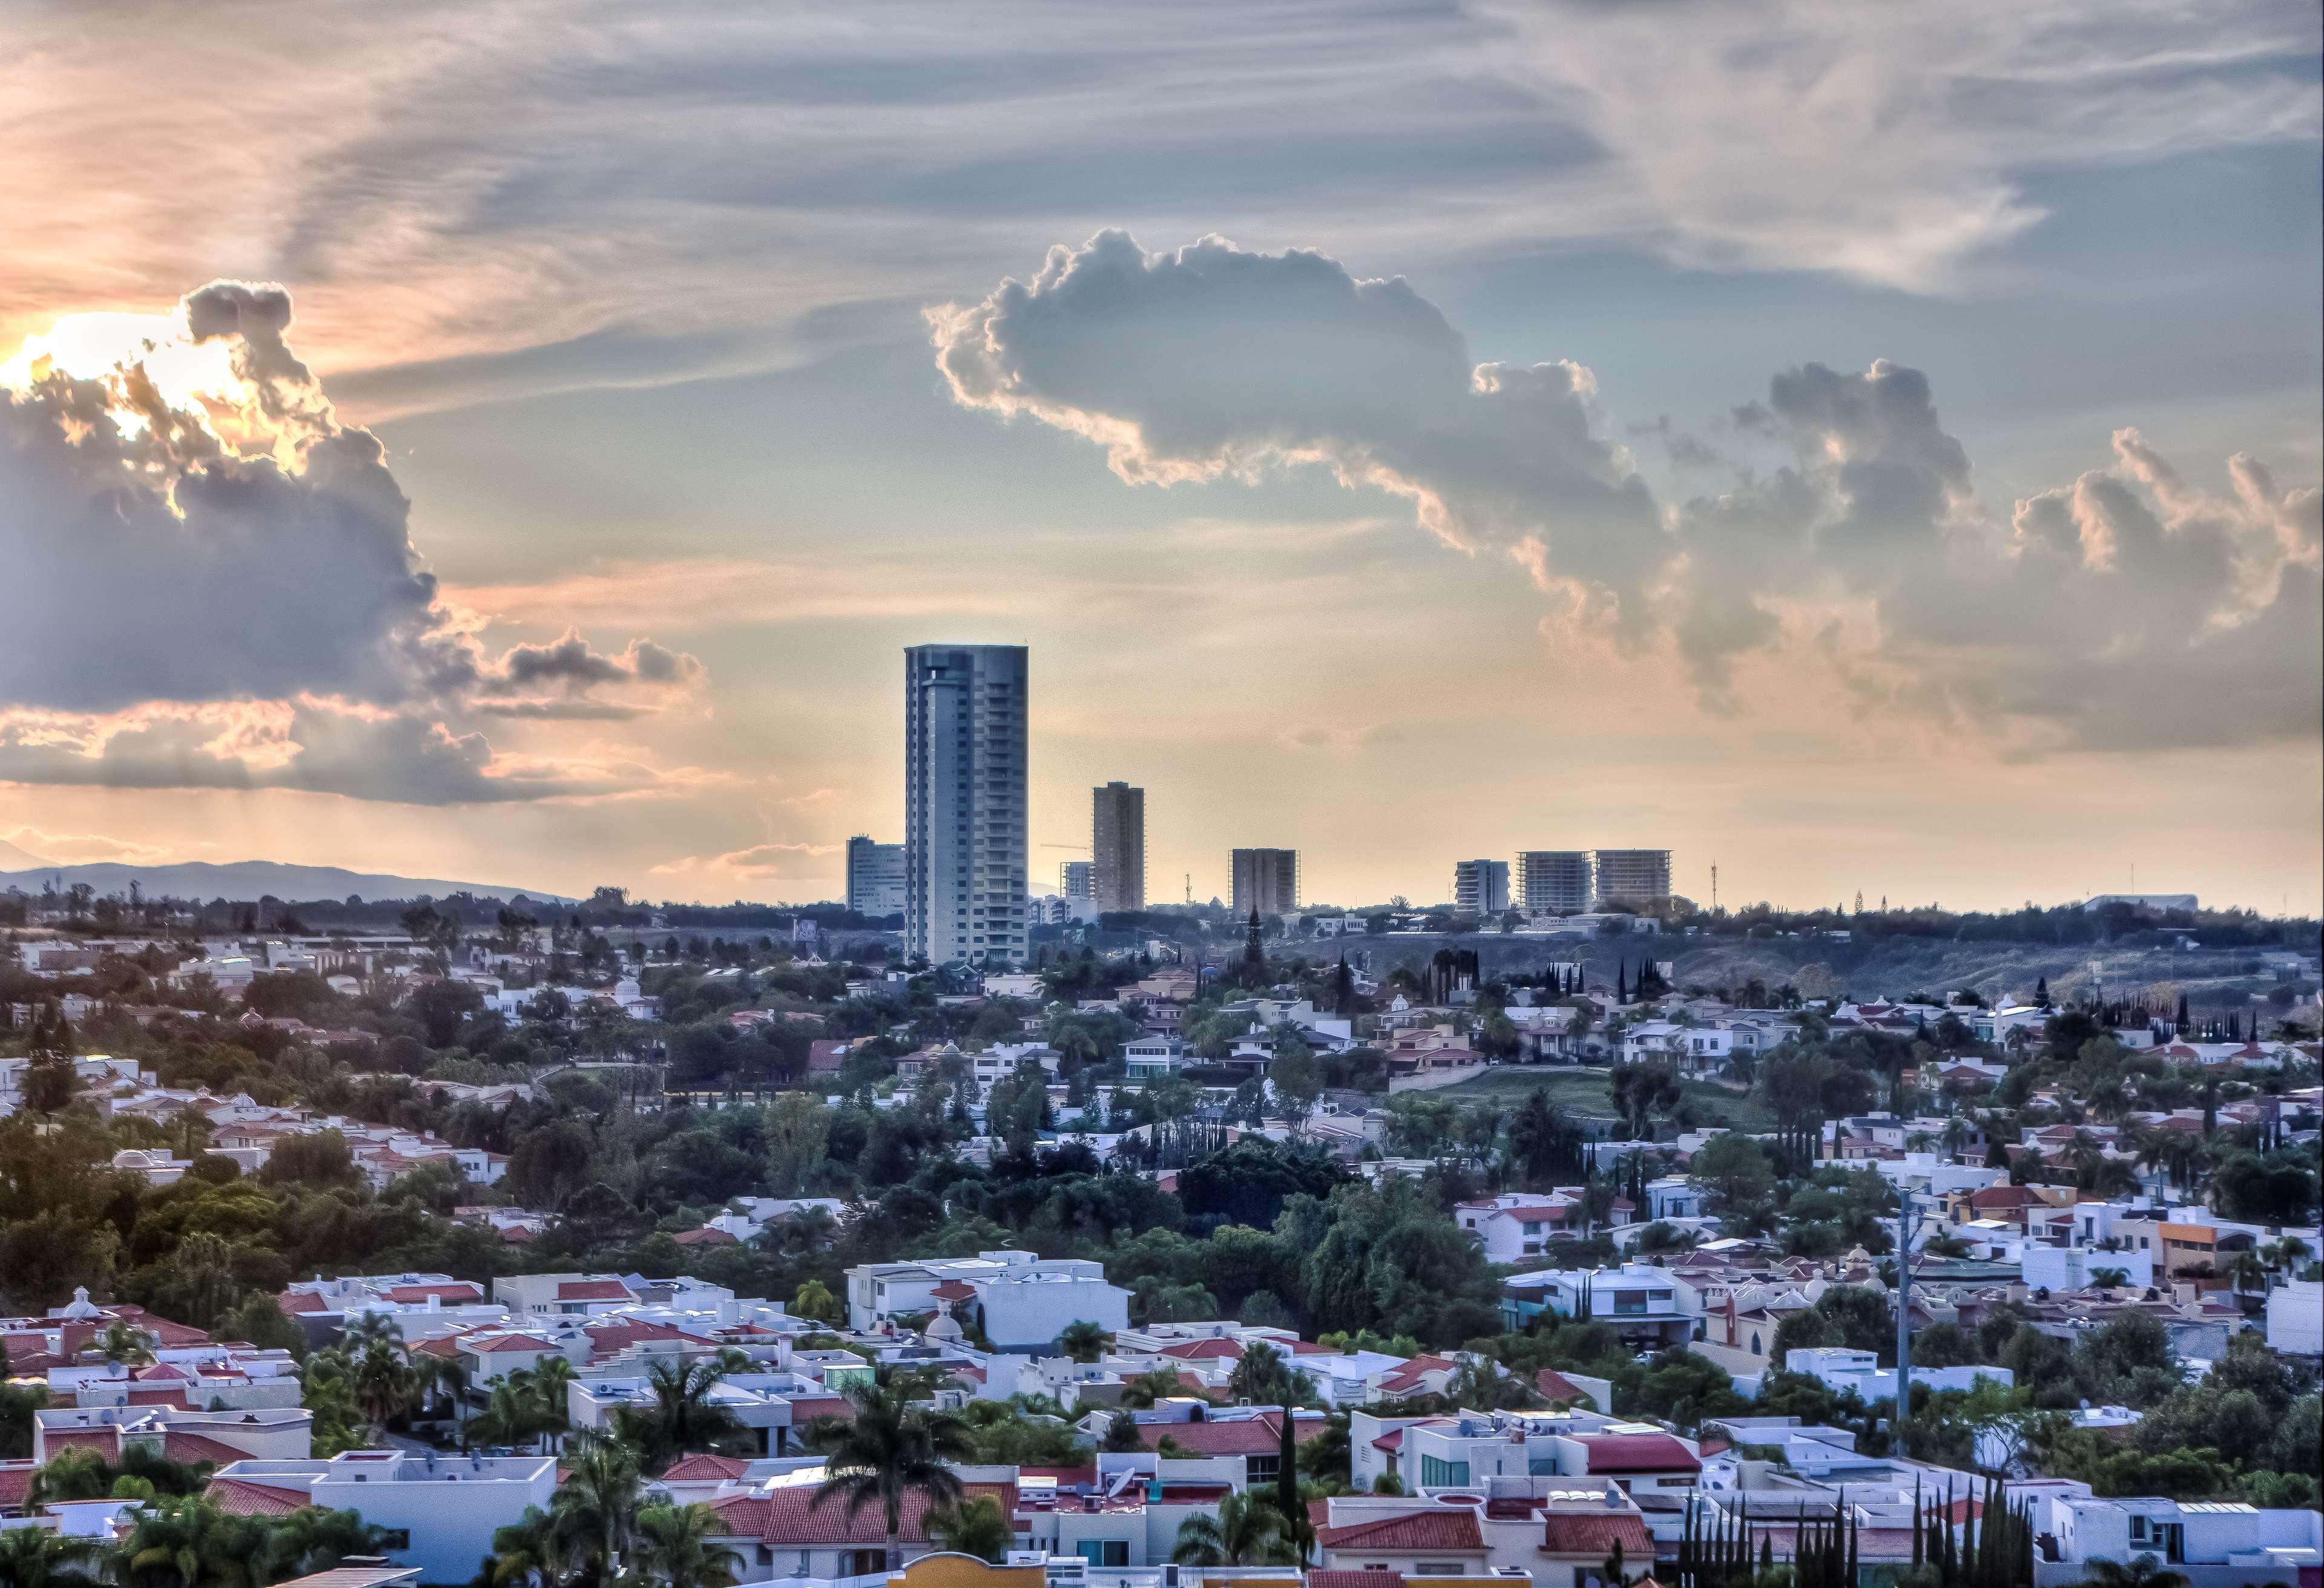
[209,1451,558,1585]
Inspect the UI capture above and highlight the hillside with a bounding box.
[0,859,573,907]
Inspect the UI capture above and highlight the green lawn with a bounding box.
[1426,1063,1776,1133]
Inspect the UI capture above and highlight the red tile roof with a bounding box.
[1534,1368,1588,1406]
[1577,1433,1700,1474]
[0,1462,34,1512]
[384,1284,485,1304]
[660,1454,752,1482]
[786,1396,857,1423]
[673,1228,737,1247]
[556,1281,634,1302]
[162,1431,254,1466]
[277,1293,330,1316]
[1136,1413,1322,1457]
[1310,1573,1405,1588]
[1315,1511,1486,1553]
[469,1333,561,1354]
[929,1282,976,1302]
[712,1481,1015,1544]
[1159,1338,1243,1361]
[1541,1513,1656,1557]
[208,1477,314,1517]
[42,1428,123,1457]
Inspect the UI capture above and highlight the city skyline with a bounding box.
[0,5,2316,914]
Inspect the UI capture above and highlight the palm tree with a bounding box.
[1171,1492,1295,1567]
[633,1501,742,1588]
[352,1340,416,1432]
[261,1508,391,1580]
[1119,1367,1190,1409]
[99,1317,156,1368]
[490,1506,562,1588]
[809,1365,976,1571]
[612,1357,745,1471]
[1058,1321,1110,1363]
[530,1357,578,1451]
[926,1496,1015,1564]
[113,1494,268,1588]
[0,1520,103,1588]
[2227,1250,2270,1296]
[340,1311,404,1358]
[477,1377,543,1452]
[550,1434,644,1582]
[27,1447,113,1505]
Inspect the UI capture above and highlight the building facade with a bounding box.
[1590,848,1672,908]
[1091,781,1145,913]
[1452,858,1510,915]
[1230,847,1300,917]
[844,836,906,919]
[1517,850,1594,914]
[904,644,1029,966]
[1058,859,1094,899]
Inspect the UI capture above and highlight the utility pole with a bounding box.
[1896,1187,1925,1443]
[1711,862,1718,912]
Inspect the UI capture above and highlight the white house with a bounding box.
[844,1250,1127,1351]
[2035,1494,2322,1588]
[208,1451,558,1585]
[2266,1279,2321,1357]
[1783,1347,2011,1404]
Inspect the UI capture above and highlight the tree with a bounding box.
[1268,1042,1323,1135]
[352,1340,416,1432]
[793,1279,844,1327]
[612,1357,745,1472]
[926,1496,1015,1564]
[261,1508,391,1580]
[0,1523,102,1588]
[1691,1133,1774,1212]
[491,1506,561,1588]
[550,1433,643,1581]
[1059,1321,1110,1363]
[633,1501,742,1588]
[809,1365,975,1570]
[111,1494,266,1588]
[1171,1491,1295,1566]
[1610,1061,1683,1140]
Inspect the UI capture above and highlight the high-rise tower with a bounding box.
[1091,781,1145,913]
[904,644,1028,966]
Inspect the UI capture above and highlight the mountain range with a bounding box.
[0,859,573,906]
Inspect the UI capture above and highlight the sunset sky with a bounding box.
[1,1,2317,912]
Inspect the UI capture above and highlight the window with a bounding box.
[1076,1543,1129,1567]
[1613,1291,1648,1316]
[1419,1455,1471,1488]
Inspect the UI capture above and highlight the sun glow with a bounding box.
[0,306,271,454]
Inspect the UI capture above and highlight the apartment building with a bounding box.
[1590,849,1672,908]
[904,643,1029,966]
[1231,848,1299,917]
[1453,858,1510,915]
[1091,781,1145,912]
[1516,851,1594,914]
[844,836,907,918]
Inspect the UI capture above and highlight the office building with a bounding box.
[1518,851,1594,915]
[1590,848,1672,909]
[844,836,906,919]
[1453,858,1510,915]
[1091,781,1145,913]
[904,644,1029,966]
[1059,860,1094,899]
[1231,848,1299,917]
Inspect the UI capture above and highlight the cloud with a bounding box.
[1476,0,2321,292]
[1,825,193,867]
[938,231,2321,750]
[930,230,1664,626]
[651,841,841,887]
[0,283,708,799]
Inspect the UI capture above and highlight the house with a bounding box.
[845,1251,1128,1351]
[1122,1036,1191,1079]
[208,1451,558,1586]
[1499,1265,1693,1348]
[1781,1347,2010,1405]
[2035,1494,2323,1588]
[33,1404,312,1464]
[491,1273,641,1317]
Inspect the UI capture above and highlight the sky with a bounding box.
[0,0,2318,914]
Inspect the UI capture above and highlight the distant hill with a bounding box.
[0,860,572,906]
[0,838,51,869]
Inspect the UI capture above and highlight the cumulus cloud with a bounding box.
[937,231,2320,750]
[932,230,1664,627]
[650,841,841,885]
[0,283,708,800]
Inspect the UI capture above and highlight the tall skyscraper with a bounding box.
[1091,781,1145,913]
[1453,858,1509,915]
[1590,848,1672,909]
[844,835,907,919]
[1231,848,1299,917]
[1517,850,1593,914]
[1059,860,1095,899]
[904,644,1028,966]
